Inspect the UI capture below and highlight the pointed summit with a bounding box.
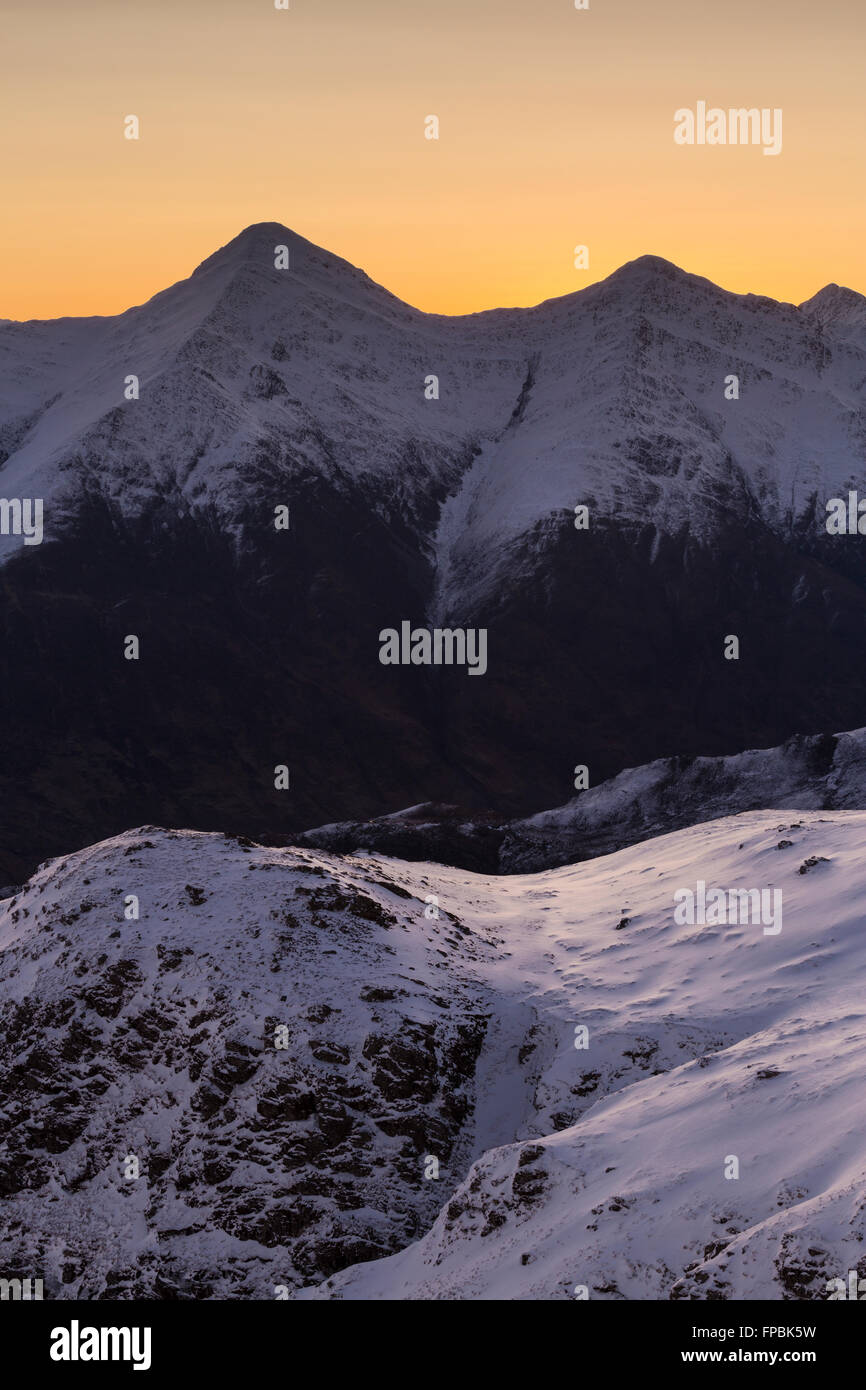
[799,281,866,329]
[591,253,739,307]
[190,222,307,277]
[184,221,414,320]
[610,253,685,279]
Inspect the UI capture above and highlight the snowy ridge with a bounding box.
[1,225,865,592]
[501,727,866,870]
[294,727,866,874]
[1,810,864,1299]
[0,827,497,1297]
[303,810,866,1301]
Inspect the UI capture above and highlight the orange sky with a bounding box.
[1,0,863,320]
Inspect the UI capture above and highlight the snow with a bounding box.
[501,728,866,871]
[1,225,864,602]
[303,808,866,1299]
[2,809,864,1299]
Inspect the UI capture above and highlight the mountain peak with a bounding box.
[799,281,866,328]
[602,253,687,289]
[617,252,683,275]
[591,253,733,309]
[190,221,312,277]
[183,221,412,320]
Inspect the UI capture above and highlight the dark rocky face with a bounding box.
[0,830,492,1298]
[3,493,866,884]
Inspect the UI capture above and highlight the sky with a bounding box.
[0,0,863,319]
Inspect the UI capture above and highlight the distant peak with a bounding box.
[799,282,866,325]
[619,253,683,275]
[229,220,307,247]
[239,220,293,235]
[191,222,310,276]
[604,254,685,286]
[585,253,733,309]
[185,221,403,300]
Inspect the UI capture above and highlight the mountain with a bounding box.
[0,826,494,1297]
[2,809,863,1300]
[3,229,865,565]
[2,225,866,881]
[292,726,866,871]
[502,726,866,871]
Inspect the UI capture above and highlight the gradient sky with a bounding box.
[1,0,863,319]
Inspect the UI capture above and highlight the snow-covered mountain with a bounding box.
[502,728,866,871]
[0,223,518,561]
[1,810,863,1300]
[294,727,866,872]
[2,225,866,883]
[2,224,865,569]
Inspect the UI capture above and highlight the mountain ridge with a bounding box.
[3,808,864,1299]
[2,226,866,882]
[291,726,866,874]
[6,224,865,326]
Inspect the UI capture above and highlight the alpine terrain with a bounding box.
[0,810,862,1300]
[1,224,866,880]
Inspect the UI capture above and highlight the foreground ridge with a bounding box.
[1,810,863,1299]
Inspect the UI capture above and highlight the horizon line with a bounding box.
[3,222,864,327]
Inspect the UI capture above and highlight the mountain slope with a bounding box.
[294,726,866,872]
[2,228,866,881]
[307,810,866,1301]
[500,725,866,870]
[0,223,527,561]
[1,809,863,1299]
[3,231,865,569]
[0,827,497,1297]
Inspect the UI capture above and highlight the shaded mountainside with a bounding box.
[295,727,866,872]
[2,811,865,1299]
[0,829,496,1297]
[2,225,866,880]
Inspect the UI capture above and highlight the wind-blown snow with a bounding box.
[304,809,866,1300]
[1,809,863,1299]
